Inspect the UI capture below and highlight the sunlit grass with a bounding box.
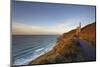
[30,22,96,65]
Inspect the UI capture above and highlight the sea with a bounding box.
[11,35,58,65]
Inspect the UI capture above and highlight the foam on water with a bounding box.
[12,35,58,66]
[13,46,54,65]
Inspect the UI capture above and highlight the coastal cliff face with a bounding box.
[29,22,96,65]
[80,23,96,46]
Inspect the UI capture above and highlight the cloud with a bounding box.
[12,16,86,35]
[12,22,69,35]
[12,22,47,35]
[12,18,83,35]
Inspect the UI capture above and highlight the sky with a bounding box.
[12,0,96,35]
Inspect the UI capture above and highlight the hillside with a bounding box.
[80,22,96,46]
[29,22,96,65]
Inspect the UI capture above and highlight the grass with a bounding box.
[30,37,80,64]
[80,22,96,46]
[29,22,96,65]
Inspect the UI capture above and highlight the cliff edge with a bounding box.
[29,22,96,65]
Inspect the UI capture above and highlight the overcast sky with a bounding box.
[12,0,96,35]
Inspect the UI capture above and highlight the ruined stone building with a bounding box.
[75,22,81,37]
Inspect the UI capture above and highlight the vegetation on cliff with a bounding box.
[29,22,96,65]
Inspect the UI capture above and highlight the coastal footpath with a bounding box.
[29,22,96,65]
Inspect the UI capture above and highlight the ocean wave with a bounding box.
[13,46,52,65]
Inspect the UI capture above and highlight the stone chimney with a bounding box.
[75,22,81,37]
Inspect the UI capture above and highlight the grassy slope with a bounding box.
[29,22,96,65]
[80,22,96,46]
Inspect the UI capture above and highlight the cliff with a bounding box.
[29,22,96,65]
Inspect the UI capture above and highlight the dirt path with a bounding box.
[78,39,96,61]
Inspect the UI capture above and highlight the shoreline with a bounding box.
[29,22,96,65]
